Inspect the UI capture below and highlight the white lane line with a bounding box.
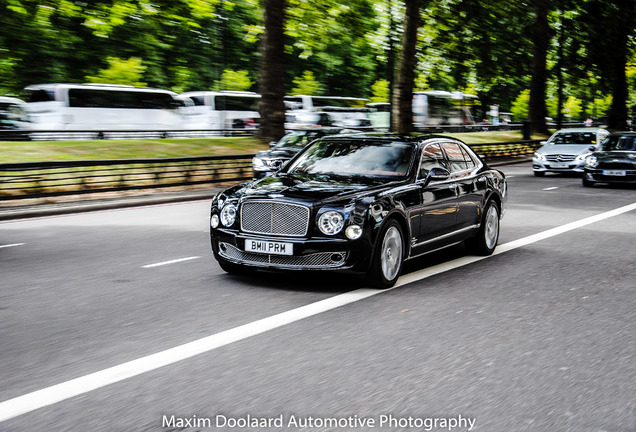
[1,202,635,423]
[0,243,25,249]
[542,187,559,191]
[142,256,200,268]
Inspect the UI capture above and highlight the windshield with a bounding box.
[275,131,322,149]
[601,135,636,151]
[550,132,598,145]
[286,139,414,178]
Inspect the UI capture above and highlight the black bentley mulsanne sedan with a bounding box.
[210,134,507,288]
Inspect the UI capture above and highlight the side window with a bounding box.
[442,142,468,172]
[418,143,448,179]
[459,145,478,170]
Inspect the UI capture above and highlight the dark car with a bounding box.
[252,128,356,178]
[210,134,507,288]
[583,132,636,187]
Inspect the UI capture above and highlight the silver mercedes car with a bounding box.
[532,128,610,176]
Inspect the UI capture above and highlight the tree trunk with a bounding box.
[528,0,551,135]
[258,0,287,142]
[391,0,421,134]
[606,17,629,130]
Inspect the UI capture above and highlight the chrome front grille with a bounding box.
[240,201,310,237]
[546,154,576,162]
[219,242,347,268]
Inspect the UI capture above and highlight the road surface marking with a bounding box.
[0,243,25,249]
[142,256,200,268]
[542,186,559,191]
[1,202,635,423]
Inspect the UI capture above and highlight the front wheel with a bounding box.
[365,220,404,289]
[466,200,500,256]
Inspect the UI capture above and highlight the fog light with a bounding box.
[345,225,363,239]
[331,253,344,262]
[211,214,220,229]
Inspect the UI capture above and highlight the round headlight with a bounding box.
[220,203,237,227]
[345,225,363,240]
[318,211,345,235]
[210,214,220,229]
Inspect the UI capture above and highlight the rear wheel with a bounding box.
[466,200,500,256]
[365,220,404,289]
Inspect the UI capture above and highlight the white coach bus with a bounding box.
[284,95,372,128]
[23,83,187,130]
[178,91,261,131]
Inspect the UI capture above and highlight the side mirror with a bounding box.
[540,140,548,145]
[270,159,284,171]
[423,167,450,185]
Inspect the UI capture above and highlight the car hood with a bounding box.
[255,148,301,160]
[537,144,596,155]
[231,174,396,204]
[594,151,636,162]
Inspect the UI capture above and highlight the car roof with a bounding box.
[318,132,457,144]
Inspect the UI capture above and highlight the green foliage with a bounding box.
[291,71,321,95]
[563,96,583,120]
[511,90,530,122]
[212,70,254,91]
[370,79,390,102]
[85,57,147,87]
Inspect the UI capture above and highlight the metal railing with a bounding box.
[0,155,254,200]
[0,140,542,201]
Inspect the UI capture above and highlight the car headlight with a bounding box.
[585,155,598,168]
[575,152,591,161]
[210,214,220,229]
[252,156,267,170]
[220,203,238,227]
[318,211,345,235]
[345,225,363,239]
[533,152,546,161]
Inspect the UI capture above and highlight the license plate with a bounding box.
[550,162,569,168]
[603,170,626,176]
[245,239,293,255]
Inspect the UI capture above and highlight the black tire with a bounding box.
[466,200,500,256]
[534,171,545,177]
[365,219,404,289]
[582,177,595,187]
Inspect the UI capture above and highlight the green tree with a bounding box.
[85,57,147,87]
[291,71,321,95]
[563,96,583,120]
[213,70,254,91]
[371,79,390,103]
[511,89,530,122]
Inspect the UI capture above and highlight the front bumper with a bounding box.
[583,169,636,184]
[211,230,372,273]
[532,159,586,173]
